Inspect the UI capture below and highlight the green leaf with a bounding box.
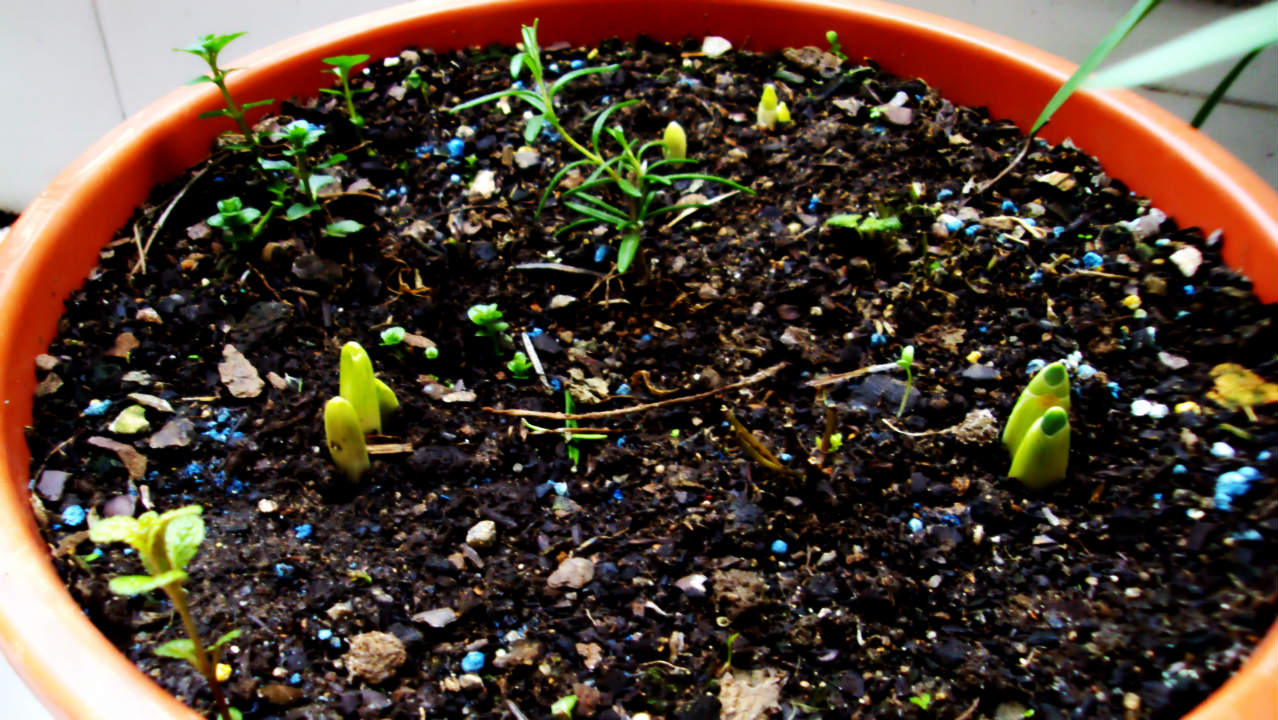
[185,75,215,86]
[380,326,406,346]
[284,202,317,221]
[197,109,232,120]
[826,214,863,229]
[615,176,643,198]
[548,64,620,96]
[229,709,243,720]
[324,220,364,238]
[617,232,642,273]
[242,98,274,110]
[89,515,141,546]
[108,570,187,597]
[208,629,243,652]
[322,54,370,72]
[590,99,640,154]
[658,173,754,194]
[316,153,347,169]
[510,52,526,79]
[536,158,593,216]
[524,114,546,144]
[563,201,628,228]
[154,638,198,664]
[308,174,335,194]
[162,513,205,571]
[257,158,292,172]
[1085,2,1277,90]
[1031,0,1163,134]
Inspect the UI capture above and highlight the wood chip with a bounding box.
[218,344,264,398]
[105,332,139,360]
[87,436,147,481]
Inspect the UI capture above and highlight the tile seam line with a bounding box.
[90,0,127,122]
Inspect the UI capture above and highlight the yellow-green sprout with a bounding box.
[325,396,370,482]
[1002,361,1070,455]
[756,84,791,130]
[663,121,687,161]
[339,341,397,434]
[1008,406,1070,489]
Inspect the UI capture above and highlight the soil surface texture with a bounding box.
[26,32,1278,720]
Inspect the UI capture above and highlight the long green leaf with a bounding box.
[536,158,594,216]
[564,201,629,226]
[660,173,755,194]
[1086,2,1277,89]
[549,64,620,96]
[1032,0,1164,134]
[591,100,641,154]
[1191,48,1262,128]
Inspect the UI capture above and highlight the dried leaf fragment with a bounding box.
[218,344,264,398]
[1208,363,1278,419]
[719,668,784,720]
[105,332,140,360]
[87,436,147,481]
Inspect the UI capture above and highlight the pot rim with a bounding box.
[1,1,1274,718]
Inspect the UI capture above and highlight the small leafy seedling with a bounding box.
[379,326,406,346]
[176,32,273,150]
[825,30,848,62]
[756,84,792,130]
[825,212,902,239]
[323,219,364,238]
[895,345,916,417]
[404,67,430,104]
[451,20,752,274]
[257,119,346,219]
[468,303,512,352]
[320,54,372,132]
[90,505,241,720]
[206,196,266,248]
[507,351,534,380]
[1003,362,1071,489]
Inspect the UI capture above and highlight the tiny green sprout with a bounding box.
[896,344,916,417]
[176,32,273,150]
[1002,361,1070,456]
[325,396,370,482]
[323,219,364,238]
[380,326,406,346]
[551,695,578,720]
[90,505,240,720]
[468,303,512,351]
[258,119,347,218]
[908,693,932,710]
[663,121,687,161]
[1008,405,1070,490]
[825,432,844,452]
[206,196,264,248]
[825,212,902,239]
[320,54,372,131]
[507,351,534,380]
[825,30,848,62]
[425,346,440,360]
[756,84,791,130]
[404,67,429,103]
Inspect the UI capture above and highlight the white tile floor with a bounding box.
[0,650,52,720]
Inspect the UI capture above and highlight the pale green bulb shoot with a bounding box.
[1002,361,1070,456]
[325,397,370,482]
[1008,406,1070,490]
[663,121,687,161]
[339,341,382,435]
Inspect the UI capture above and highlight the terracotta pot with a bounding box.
[2,1,1274,718]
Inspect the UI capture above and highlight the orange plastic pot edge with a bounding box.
[1,2,1274,719]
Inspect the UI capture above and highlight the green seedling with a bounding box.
[320,54,372,133]
[825,212,902,239]
[551,695,578,720]
[325,396,371,482]
[89,505,241,720]
[895,345,916,417]
[379,326,406,346]
[523,392,607,471]
[206,196,268,248]
[468,303,512,352]
[323,219,364,238]
[1002,361,1070,455]
[258,119,346,219]
[756,83,792,130]
[404,67,430,104]
[1008,405,1070,490]
[662,121,687,161]
[450,20,752,274]
[338,341,398,435]
[825,30,848,62]
[175,32,273,150]
[507,351,534,380]
[909,693,933,711]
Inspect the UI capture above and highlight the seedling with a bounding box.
[825,212,902,239]
[325,396,370,482]
[404,67,430,104]
[206,196,267,248]
[320,54,372,133]
[176,32,273,150]
[89,505,241,720]
[895,345,916,417]
[338,341,398,435]
[1003,362,1071,490]
[257,119,346,220]
[662,121,687,161]
[756,84,791,130]
[825,30,848,62]
[451,20,752,274]
[323,219,364,238]
[507,351,534,380]
[467,303,512,352]
[1008,405,1070,490]
[379,326,406,346]
[523,392,607,471]
[551,695,578,720]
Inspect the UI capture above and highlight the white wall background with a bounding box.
[0,0,1275,213]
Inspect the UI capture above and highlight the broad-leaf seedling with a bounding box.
[206,196,267,249]
[257,119,346,220]
[175,32,273,150]
[320,54,372,134]
[507,351,534,380]
[895,344,916,417]
[89,505,242,720]
[468,303,513,353]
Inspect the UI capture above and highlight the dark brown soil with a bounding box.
[25,33,1278,720]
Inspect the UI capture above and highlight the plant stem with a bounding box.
[164,583,233,720]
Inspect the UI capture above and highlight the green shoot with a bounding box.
[522,391,607,471]
[405,67,430,104]
[257,119,345,219]
[323,219,364,238]
[175,32,274,150]
[662,121,687,161]
[320,54,372,133]
[506,351,534,380]
[1008,405,1070,490]
[338,341,397,435]
[825,30,848,62]
[719,632,741,675]
[1002,361,1070,456]
[825,212,902,238]
[467,303,512,352]
[909,693,933,710]
[756,83,792,129]
[379,326,406,346]
[895,345,915,417]
[325,397,370,482]
[450,20,753,274]
[89,506,240,720]
[206,196,267,248]
[551,695,579,720]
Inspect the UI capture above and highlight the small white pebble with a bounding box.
[701,36,732,57]
[1124,587,1142,598]
[1210,442,1236,458]
[1130,399,1152,417]
[1148,402,1169,420]
[1169,246,1203,277]
[258,499,278,513]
